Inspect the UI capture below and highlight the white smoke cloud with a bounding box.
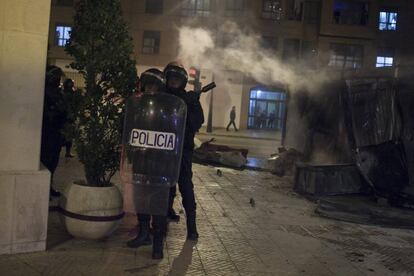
[177,22,331,92]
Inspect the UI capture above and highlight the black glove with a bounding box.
[182,91,200,105]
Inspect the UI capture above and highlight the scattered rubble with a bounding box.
[193,138,248,168]
[268,147,304,177]
[249,198,255,207]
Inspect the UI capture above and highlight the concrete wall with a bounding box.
[0,0,51,254]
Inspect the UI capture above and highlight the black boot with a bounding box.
[152,217,166,260]
[186,211,199,241]
[168,208,180,222]
[127,221,152,248]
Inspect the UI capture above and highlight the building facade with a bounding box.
[47,0,414,130]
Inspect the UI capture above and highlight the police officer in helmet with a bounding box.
[164,62,204,240]
[138,68,166,93]
[126,68,168,259]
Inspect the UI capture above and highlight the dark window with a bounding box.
[379,11,397,30]
[225,0,245,17]
[333,1,369,25]
[376,47,394,67]
[286,0,303,21]
[145,0,163,14]
[304,1,320,24]
[181,0,211,17]
[142,31,161,54]
[282,39,300,61]
[301,41,318,66]
[262,36,278,51]
[262,0,283,20]
[56,0,73,6]
[55,25,71,47]
[329,43,363,69]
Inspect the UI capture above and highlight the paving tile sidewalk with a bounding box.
[1,157,414,275]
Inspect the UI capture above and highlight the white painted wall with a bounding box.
[0,0,52,255]
[199,70,244,129]
[0,0,51,171]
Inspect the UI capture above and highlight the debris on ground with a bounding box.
[216,169,222,177]
[193,138,248,168]
[249,198,255,207]
[268,147,304,177]
[315,195,414,228]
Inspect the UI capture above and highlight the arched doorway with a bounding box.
[248,88,287,130]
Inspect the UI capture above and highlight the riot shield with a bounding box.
[121,92,187,216]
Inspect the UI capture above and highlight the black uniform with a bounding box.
[126,68,169,260]
[40,66,67,188]
[168,88,204,214]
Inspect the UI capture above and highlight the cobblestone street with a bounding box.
[1,157,414,275]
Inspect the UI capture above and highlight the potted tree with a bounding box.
[60,0,137,239]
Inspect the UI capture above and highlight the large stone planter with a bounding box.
[59,182,124,239]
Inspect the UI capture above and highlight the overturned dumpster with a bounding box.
[283,75,414,226]
[344,78,411,206]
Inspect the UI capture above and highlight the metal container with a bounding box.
[294,163,364,196]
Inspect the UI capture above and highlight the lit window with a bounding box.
[142,31,160,54]
[379,11,397,30]
[376,48,394,67]
[181,0,211,17]
[55,25,71,47]
[376,57,393,67]
[329,43,363,69]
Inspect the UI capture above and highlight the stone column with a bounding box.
[0,0,52,254]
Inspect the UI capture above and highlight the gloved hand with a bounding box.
[182,91,200,105]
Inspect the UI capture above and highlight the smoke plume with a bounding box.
[176,22,330,92]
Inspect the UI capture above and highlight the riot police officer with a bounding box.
[164,62,204,240]
[126,68,168,259]
[41,65,67,198]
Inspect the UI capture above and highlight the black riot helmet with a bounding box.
[45,65,64,88]
[139,68,166,93]
[163,62,188,92]
[63,78,75,91]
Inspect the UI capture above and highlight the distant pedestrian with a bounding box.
[226,106,238,131]
[268,111,275,128]
[259,111,267,128]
